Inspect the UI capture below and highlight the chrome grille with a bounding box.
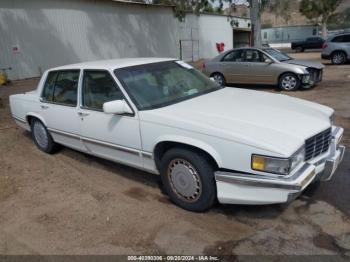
[305,128,332,161]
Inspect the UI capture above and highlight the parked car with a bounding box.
[202,47,324,91]
[10,58,345,212]
[291,37,325,52]
[322,33,350,65]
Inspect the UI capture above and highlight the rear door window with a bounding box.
[222,50,244,62]
[343,34,350,42]
[52,70,80,106]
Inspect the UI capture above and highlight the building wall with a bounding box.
[0,0,179,80]
[197,14,233,59]
[197,15,250,59]
[0,0,250,80]
[261,25,320,44]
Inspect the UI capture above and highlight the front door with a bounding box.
[39,69,84,151]
[239,49,275,84]
[78,70,143,169]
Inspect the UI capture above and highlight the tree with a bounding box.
[328,7,350,30]
[249,0,262,47]
[216,0,268,48]
[266,0,293,25]
[153,0,268,47]
[299,0,342,38]
[152,0,217,19]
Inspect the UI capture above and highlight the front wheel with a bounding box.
[279,73,300,91]
[160,148,216,212]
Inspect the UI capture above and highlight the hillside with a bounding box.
[261,0,350,27]
[224,0,350,27]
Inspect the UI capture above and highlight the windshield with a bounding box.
[264,48,292,62]
[114,61,222,110]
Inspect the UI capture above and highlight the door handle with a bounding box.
[78,112,90,117]
[41,105,49,109]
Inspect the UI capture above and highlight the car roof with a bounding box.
[50,57,177,71]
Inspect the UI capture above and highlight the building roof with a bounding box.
[51,57,176,71]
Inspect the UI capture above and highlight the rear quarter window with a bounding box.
[41,71,58,102]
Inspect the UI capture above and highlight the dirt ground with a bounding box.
[0,53,349,257]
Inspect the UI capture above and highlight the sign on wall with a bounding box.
[12,45,20,54]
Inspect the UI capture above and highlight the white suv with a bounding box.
[322,33,350,65]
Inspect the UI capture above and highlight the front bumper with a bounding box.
[215,127,345,205]
[301,69,323,87]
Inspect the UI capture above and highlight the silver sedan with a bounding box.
[202,47,324,91]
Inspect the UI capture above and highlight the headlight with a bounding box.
[290,147,305,171]
[302,74,311,83]
[295,68,306,74]
[252,147,305,175]
[330,112,335,126]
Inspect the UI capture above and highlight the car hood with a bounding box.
[140,88,333,156]
[284,59,325,69]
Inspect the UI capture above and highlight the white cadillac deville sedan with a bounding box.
[10,58,345,212]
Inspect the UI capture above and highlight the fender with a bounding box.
[153,135,223,167]
[26,112,47,127]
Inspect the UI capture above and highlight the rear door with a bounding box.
[344,35,350,57]
[39,69,84,151]
[218,49,247,83]
[332,34,350,56]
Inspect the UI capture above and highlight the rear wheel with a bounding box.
[331,51,347,65]
[279,73,300,91]
[31,119,58,154]
[211,73,226,87]
[160,148,216,212]
[296,47,304,53]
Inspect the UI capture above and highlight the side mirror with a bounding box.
[265,58,273,64]
[103,100,133,115]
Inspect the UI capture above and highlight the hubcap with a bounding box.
[213,74,224,86]
[281,75,297,90]
[167,159,202,203]
[33,122,49,149]
[333,53,345,64]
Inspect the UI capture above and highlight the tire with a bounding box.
[331,51,347,65]
[159,148,216,212]
[211,73,226,87]
[296,47,304,53]
[31,118,58,154]
[279,73,300,91]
